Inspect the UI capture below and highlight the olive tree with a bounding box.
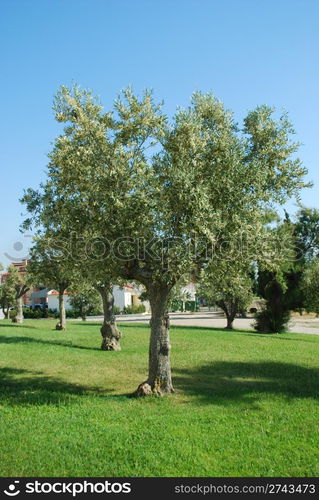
[22,86,308,396]
[200,264,253,329]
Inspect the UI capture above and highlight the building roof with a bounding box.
[48,290,71,296]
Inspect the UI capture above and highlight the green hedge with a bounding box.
[170,300,199,312]
[9,308,59,319]
[122,304,146,314]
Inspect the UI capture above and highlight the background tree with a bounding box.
[301,259,319,316]
[258,207,319,315]
[254,277,290,333]
[26,240,74,330]
[256,213,300,314]
[200,213,292,330]
[0,267,17,319]
[285,207,319,313]
[68,282,102,321]
[294,207,319,261]
[200,263,254,329]
[1,265,30,324]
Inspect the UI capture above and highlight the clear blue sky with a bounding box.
[1,0,318,266]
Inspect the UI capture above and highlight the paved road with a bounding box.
[87,312,319,335]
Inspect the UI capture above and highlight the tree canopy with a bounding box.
[22,85,308,395]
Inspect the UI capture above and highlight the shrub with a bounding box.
[123,304,146,314]
[23,308,44,319]
[170,299,183,312]
[254,279,290,333]
[170,300,199,312]
[185,300,199,312]
[89,305,103,316]
[8,307,59,320]
[66,309,80,319]
[68,305,103,319]
[113,306,121,315]
[20,307,59,319]
[47,308,59,319]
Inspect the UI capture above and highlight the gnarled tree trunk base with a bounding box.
[55,322,65,331]
[12,316,23,324]
[133,379,175,397]
[224,325,234,330]
[133,382,153,397]
[100,323,121,351]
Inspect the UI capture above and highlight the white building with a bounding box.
[47,290,73,311]
[113,284,150,311]
[31,288,72,311]
[30,284,150,313]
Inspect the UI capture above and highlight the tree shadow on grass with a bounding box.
[0,323,37,329]
[71,322,102,326]
[116,323,228,333]
[85,322,253,335]
[0,367,114,407]
[77,322,151,330]
[174,361,319,407]
[0,335,100,351]
[171,325,253,333]
[118,323,255,334]
[239,332,319,344]
[118,323,149,329]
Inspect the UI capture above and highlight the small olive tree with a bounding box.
[200,264,253,329]
[26,240,74,330]
[68,283,101,320]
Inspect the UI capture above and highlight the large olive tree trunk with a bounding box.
[12,296,24,324]
[135,285,174,396]
[98,286,121,351]
[56,286,67,330]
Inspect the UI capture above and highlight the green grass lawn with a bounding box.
[0,319,318,477]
